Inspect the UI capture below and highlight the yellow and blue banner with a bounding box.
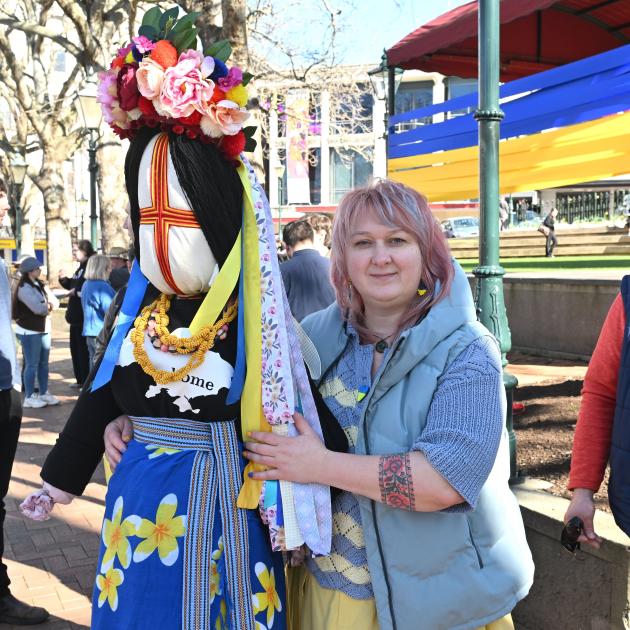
[388,44,630,201]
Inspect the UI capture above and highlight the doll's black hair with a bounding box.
[124,127,243,268]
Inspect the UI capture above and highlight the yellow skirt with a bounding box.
[287,565,514,630]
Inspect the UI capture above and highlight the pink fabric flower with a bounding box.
[178,49,203,66]
[136,58,165,100]
[20,491,54,521]
[158,57,215,118]
[97,70,119,123]
[132,35,156,54]
[200,100,249,136]
[117,64,139,111]
[218,67,243,90]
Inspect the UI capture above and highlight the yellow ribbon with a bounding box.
[236,160,272,508]
[388,111,630,201]
[189,232,241,335]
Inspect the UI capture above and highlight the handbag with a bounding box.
[538,224,550,236]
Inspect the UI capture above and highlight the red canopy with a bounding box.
[387,0,630,81]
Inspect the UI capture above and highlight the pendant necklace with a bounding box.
[374,332,395,354]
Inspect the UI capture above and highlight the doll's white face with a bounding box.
[137,133,218,295]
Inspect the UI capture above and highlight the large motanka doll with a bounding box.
[21,10,345,630]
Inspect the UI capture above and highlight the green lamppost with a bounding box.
[77,74,102,251]
[473,0,518,478]
[9,157,27,257]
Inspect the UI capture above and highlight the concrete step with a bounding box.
[451,244,630,258]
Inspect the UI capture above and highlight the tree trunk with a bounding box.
[222,0,248,68]
[180,0,222,44]
[97,129,129,253]
[36,154,73,286]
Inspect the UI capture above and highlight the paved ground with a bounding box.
[0,313,591,630]
[2,313,104,629]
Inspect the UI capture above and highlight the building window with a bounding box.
[309,148,321,205]
[394,81,433,132]
[332,87,373,135]
[446,77,477,118]
[330,148,372,203]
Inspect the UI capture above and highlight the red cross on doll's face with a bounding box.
[137,134,219,296]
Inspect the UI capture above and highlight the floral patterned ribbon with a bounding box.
[237,158,332,556]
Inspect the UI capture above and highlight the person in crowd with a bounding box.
[244,180,534,629]
[0,186,49,625]
[305,212,333,257]
[80,254,115,368]
[12,257,59,409]
[281,219,335,321]
[59,240,94,387]
[107,247,130,291]
[499,196,510,231]
[542,207,558,257]
[563,274,630,547]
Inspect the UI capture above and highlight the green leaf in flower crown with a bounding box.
[244,136,257,152]
[159,6,180,31]
[172,26,198,54]
[204,40,232,63]
[138,25,158,41]
[242,72,254,86]
[142,6,162,30]
[170,12,200,35]
[243,126,257,140]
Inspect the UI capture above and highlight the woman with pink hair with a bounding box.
[243,179,534,630]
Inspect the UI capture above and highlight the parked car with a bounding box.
[441,216,479,238]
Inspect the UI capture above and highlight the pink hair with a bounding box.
[330,179,454,343]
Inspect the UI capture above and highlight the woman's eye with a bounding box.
[354,240,371,247]
[390,237,406,245]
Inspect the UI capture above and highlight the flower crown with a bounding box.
[97,7,256,160]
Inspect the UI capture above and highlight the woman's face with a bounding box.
[28,268,41,281]
[73,246,86,262]
[345,209,422,314]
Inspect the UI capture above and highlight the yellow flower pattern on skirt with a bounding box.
[133,493,187,566]
[100,496,140,572]
[253,562,282,628]
[96,567,124,612]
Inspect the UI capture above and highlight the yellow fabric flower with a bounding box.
[101,496,140,572]
[146,444,181,459]
[96,568,124,611]
[252,562,282,628]
[225,85,248,107]
[132,493,187,566]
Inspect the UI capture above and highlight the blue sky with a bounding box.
[337,0,471,66]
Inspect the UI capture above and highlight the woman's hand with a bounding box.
[564,488,602,549]
[104,415,134,472]
[244,412,329,484]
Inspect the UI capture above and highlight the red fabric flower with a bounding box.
[111,57,124,70]
[172,124,185,135]
[117,64,139,111]
[179,111,202,126]
[185,129,199,140]
[221,130,246,158]
[150,40,178,69]
[138,95,157,116]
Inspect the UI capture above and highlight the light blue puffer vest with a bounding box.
[302,263,534,630]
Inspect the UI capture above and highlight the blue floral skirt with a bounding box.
[91,417,286,630]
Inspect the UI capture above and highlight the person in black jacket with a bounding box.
[58,240,94,387]
[542,207,559,257]
[280,220,335,321]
